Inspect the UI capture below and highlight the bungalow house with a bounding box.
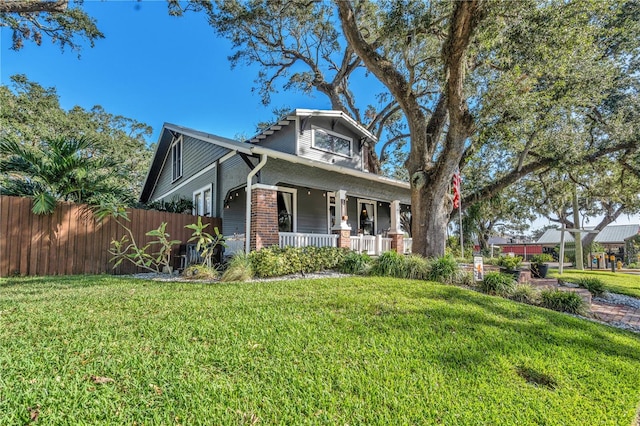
[139,109,412,255]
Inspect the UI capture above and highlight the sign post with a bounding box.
[473,256,484,282]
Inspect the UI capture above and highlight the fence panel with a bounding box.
[0,196,222,277]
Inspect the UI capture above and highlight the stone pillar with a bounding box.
[388,200,405,254]
[250,186,279,251]
[331,189,351,249]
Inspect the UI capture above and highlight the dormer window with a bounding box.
[171,136,183,182]
[312,127,352,158]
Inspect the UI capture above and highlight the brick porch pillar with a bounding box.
[389,200,405,254]
[333,229,351,249]
[250,185,279,251]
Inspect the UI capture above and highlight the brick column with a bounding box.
[389,232,404,254]
[333,229,351,249]
[250,186,279,251]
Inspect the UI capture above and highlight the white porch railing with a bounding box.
[350,235,393,255]
[403,238,413,254]
[279,232,338,248]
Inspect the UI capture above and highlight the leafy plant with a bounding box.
[220,252,254,282]
[370,251,406,278]
[248,246,346,278]
[479,272,516,296]
[147,195,194,214]
[185,217,225,267]
[96,204,181,274]
[509,284,539,305]
[403,254,430,280]
[530,254,553,265]
[498,255,523,271]
[572,277,605,297]
[427,254,459,284]
[540,289,585,315]
[338,251,372,275]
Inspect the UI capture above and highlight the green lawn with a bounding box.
[553,269,640,298]
[1,275,639,425]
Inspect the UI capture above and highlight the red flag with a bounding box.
[452,171,461,209]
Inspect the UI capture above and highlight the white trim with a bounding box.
[357,199,378,235]
[295,117,300,156]
[311,126,352,158]
[326,191,335,234]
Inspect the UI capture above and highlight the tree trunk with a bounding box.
[411,173,451,256]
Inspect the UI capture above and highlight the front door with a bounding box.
[357,199,376,235]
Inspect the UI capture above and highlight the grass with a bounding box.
[1,275,640,424]
[552,269,640,298]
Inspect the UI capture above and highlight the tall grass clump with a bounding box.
[509,283,539,305]
[370,251,406,277]
[220,252,254,282]
[338,251,371,275]
[540,289,585,314]
[404,254,430,280]
[182,264,219,280]
[479,272,516,296]
[427,254,459,284]
[573,277,605,297]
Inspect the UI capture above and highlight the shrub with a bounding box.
[479,272,516,296]
[497,255,523,271]
[540,289,585,314]
[509,284,539,305]
[427,254,459,284]
[572,277,605,297]
[182,264,219,280]
[530,253,553,265]
[370,251,406,277]
[451,270,474,286]
[403,254,430,280]
[221,253,253,282]
[338,251,372,275]
[248,246,347,278]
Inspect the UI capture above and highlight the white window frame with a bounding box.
[311,126,352,158]
[193,184,213,217]
[276,186,298,233]
[357,198,378,235]
[171,135,183,182]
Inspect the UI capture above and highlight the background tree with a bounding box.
[0,74,153,201]
[0,0,103,53]
[0,136,130,214]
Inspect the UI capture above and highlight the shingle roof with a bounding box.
[536,224,639,245]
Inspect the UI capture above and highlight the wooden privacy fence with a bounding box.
[0,196,222,277]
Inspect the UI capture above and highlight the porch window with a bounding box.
[312,127,352,158]
[171,136,183,181]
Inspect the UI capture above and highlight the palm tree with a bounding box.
[0,136,131,214]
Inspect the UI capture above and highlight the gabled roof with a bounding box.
[140,121,408,202]
[246,109,377,144]
[536,224,639,245]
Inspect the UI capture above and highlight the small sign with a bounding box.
[474,256,484,281]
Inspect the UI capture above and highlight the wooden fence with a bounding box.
[0,196,222,277]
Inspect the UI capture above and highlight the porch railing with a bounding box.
[279,232,338,248]
[350,235,393,255]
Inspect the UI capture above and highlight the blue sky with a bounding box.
[1,1,637,229]
[0,1,340,142]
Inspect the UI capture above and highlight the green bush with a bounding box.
[479,272,516,296]
[497,255,523,271]
[370,251,406,278]
[427,254,459,284]
[404,254,430,280]
[573,277,605,297]
[248,246,347,278]
[451,270,474,286]
[540,289,585,314]
[530,254,553,265]
[338,251,372,275]
[221,253,253,282]
[509,284,539,304]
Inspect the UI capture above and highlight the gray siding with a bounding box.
[297,116,363,170]
[254,123,296,154]
[262,158,410,204]
[222,188,246,235]
[152,135,231,200]
[293,186,328,234]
